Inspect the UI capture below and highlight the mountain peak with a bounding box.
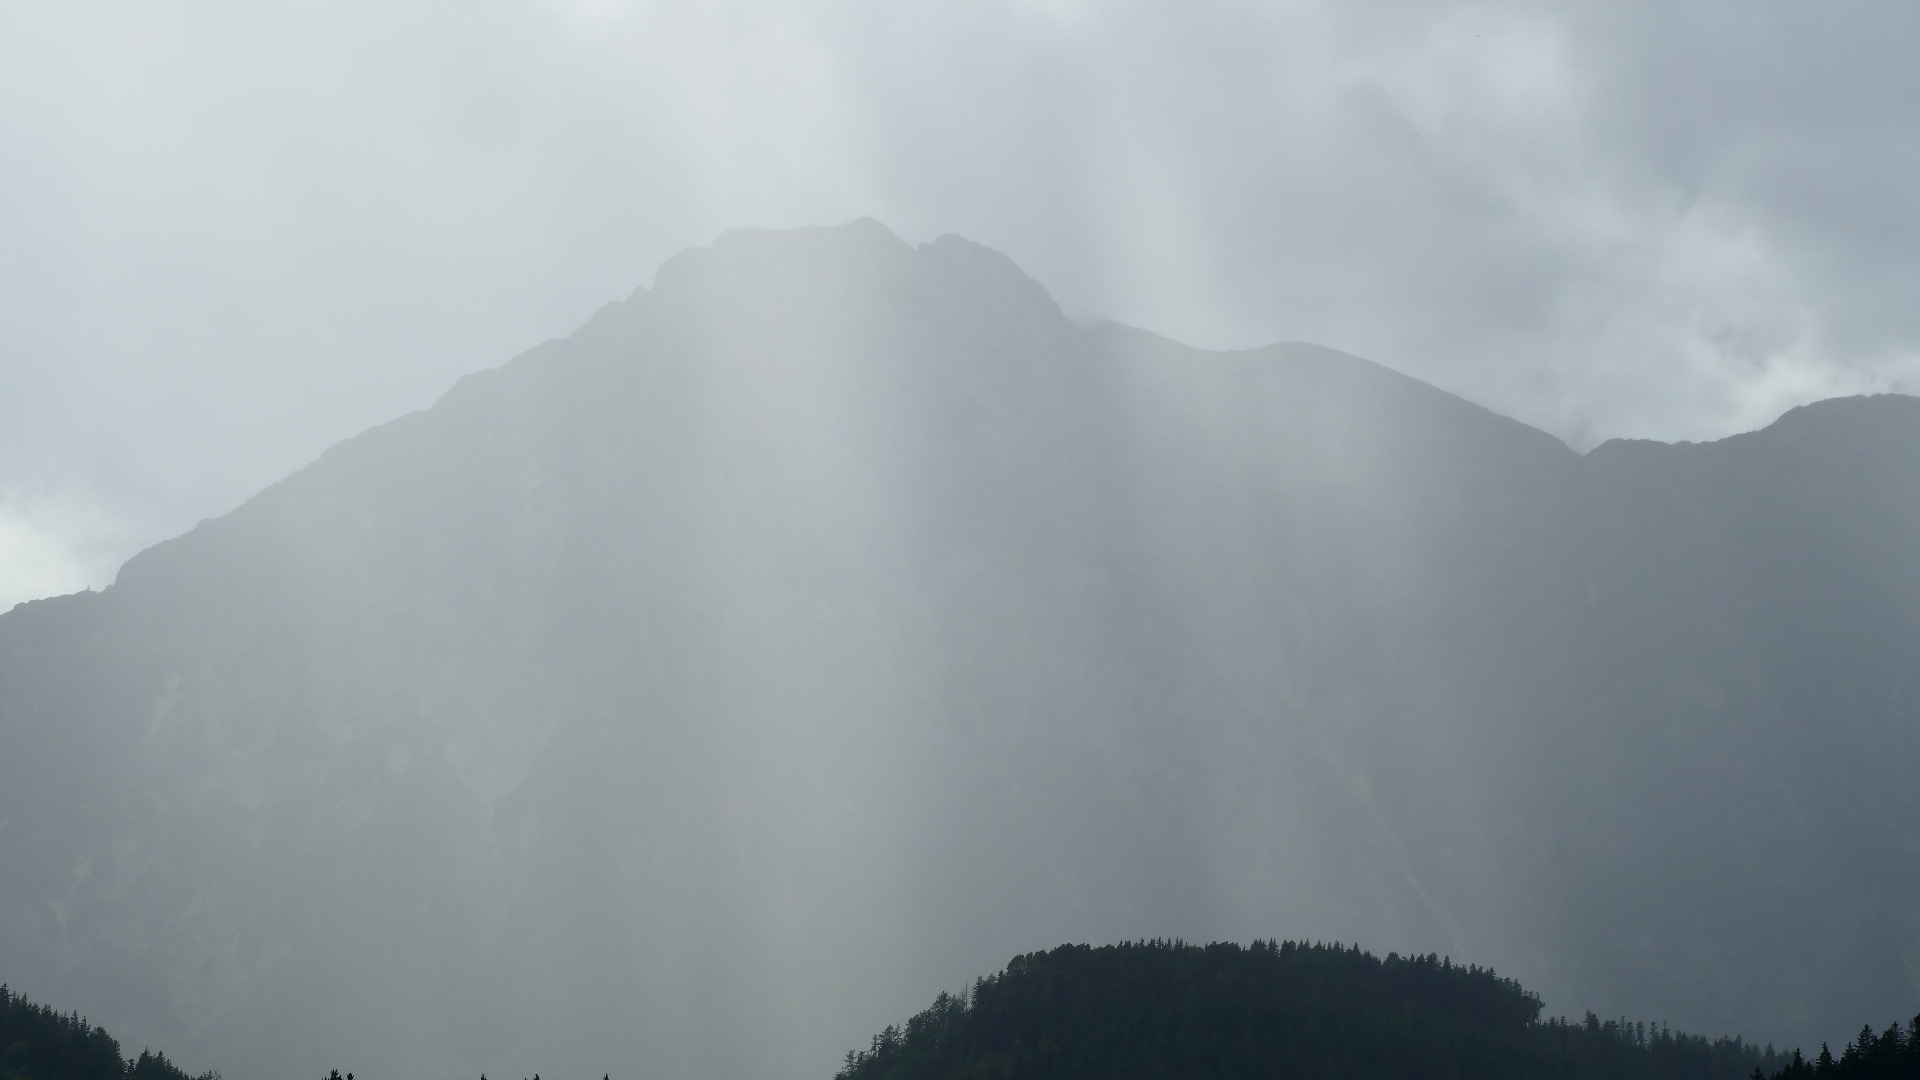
[644,220,1070,337]
[6,224,1920,1080]
[1751,391,1920,444]
[651,218,913,294]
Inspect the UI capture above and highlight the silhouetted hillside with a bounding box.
[0,985,212,1080]
[837,941,1782,1080]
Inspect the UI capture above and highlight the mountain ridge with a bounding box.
[2,220,1916,1080]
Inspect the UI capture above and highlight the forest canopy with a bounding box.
[0,985,213,1080]
[836,940,1918,1080]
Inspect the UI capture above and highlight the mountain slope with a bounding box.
[1,221,1915,1079]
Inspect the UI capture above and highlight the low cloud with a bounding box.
[3,0,1918,600]
[0,489,128,610]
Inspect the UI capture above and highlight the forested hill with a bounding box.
[837,941,1815,1080]
[0,985,213,1080]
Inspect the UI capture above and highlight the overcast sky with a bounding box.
[4,0,1918,608]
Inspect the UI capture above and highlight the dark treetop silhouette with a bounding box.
[0,984,214,1080]
[837,941,1920,1080]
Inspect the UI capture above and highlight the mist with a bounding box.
[7,1,1920,608]
[3,6,1920,1080]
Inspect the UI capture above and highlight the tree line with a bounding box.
[835,940,1919,1080]
[0,984,214,1080]
[14,939,1920,1080]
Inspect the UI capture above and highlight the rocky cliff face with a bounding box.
[2,220,1915,1079]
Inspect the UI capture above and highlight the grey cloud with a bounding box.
[3,0,1918,605]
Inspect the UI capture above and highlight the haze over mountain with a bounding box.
[1,221,1916,1080]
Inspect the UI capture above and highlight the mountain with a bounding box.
[1,220,1916,1079]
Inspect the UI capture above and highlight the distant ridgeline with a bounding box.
[0,985,213,1080]
[836,941,1920,1080]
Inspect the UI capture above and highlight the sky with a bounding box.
[4,0,1919,609]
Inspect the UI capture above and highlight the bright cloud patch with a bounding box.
[0,492,125,610]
